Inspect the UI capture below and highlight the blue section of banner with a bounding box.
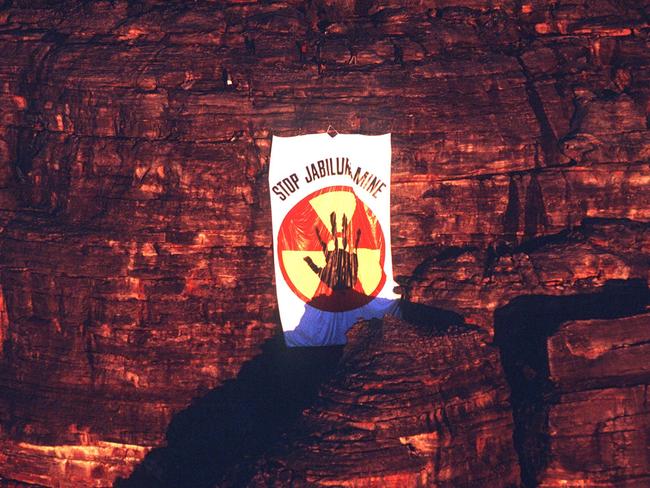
[283,297,401,347]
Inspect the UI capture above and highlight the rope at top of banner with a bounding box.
[326,125,339,138]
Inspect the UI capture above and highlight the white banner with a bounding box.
[269,133,399,347]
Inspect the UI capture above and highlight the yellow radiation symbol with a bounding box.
[277,186,386,312]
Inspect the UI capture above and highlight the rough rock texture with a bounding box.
[0,0,648,486]
[406,218,650,331]
[541,313,650,487]
[408,218,650,486]
[248,316,519,488]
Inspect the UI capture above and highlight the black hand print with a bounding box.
[304,211,361,291]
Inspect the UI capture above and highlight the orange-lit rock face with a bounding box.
[0,0,648,487]
[542,314,650,487]
[248,316,520,487]
[0,440,149,488]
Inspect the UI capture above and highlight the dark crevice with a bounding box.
[516,56,560,167]
[523,173,549,239]
[502,174,520,243]
[494,278,650,488]
[399,299,468,334]
[516,228,579,255]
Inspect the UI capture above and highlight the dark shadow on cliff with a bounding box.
[114,297,463,487]
[494,278,650,488]
[399,299,467,331]
[113,329,343,488]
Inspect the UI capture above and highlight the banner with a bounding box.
[269,133,399,347]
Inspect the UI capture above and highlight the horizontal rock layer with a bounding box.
[0,0,648,486]
[406,218,650,331]
[248,316,519,487]
[0,440,148,488]
[541,313,650,487]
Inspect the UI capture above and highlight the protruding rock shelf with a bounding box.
[250,315,519,487]
[541,313,650,487]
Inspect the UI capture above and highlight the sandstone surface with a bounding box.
[0,0,648,486]
[247,315,519,488]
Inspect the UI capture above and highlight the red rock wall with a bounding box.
[543,313,650,487]
[0,0,648,486]
[251,316,520,487]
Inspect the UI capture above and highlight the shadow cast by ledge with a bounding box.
[114,298,464,488]
[493,278,650,488]
[114,330,343,488]
[284,290,467,347]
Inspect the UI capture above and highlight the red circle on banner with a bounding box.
[277,185,386,312]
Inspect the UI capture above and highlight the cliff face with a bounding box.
[0,1,648,487]
[248,316,520,488]
[542,313,650,487]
